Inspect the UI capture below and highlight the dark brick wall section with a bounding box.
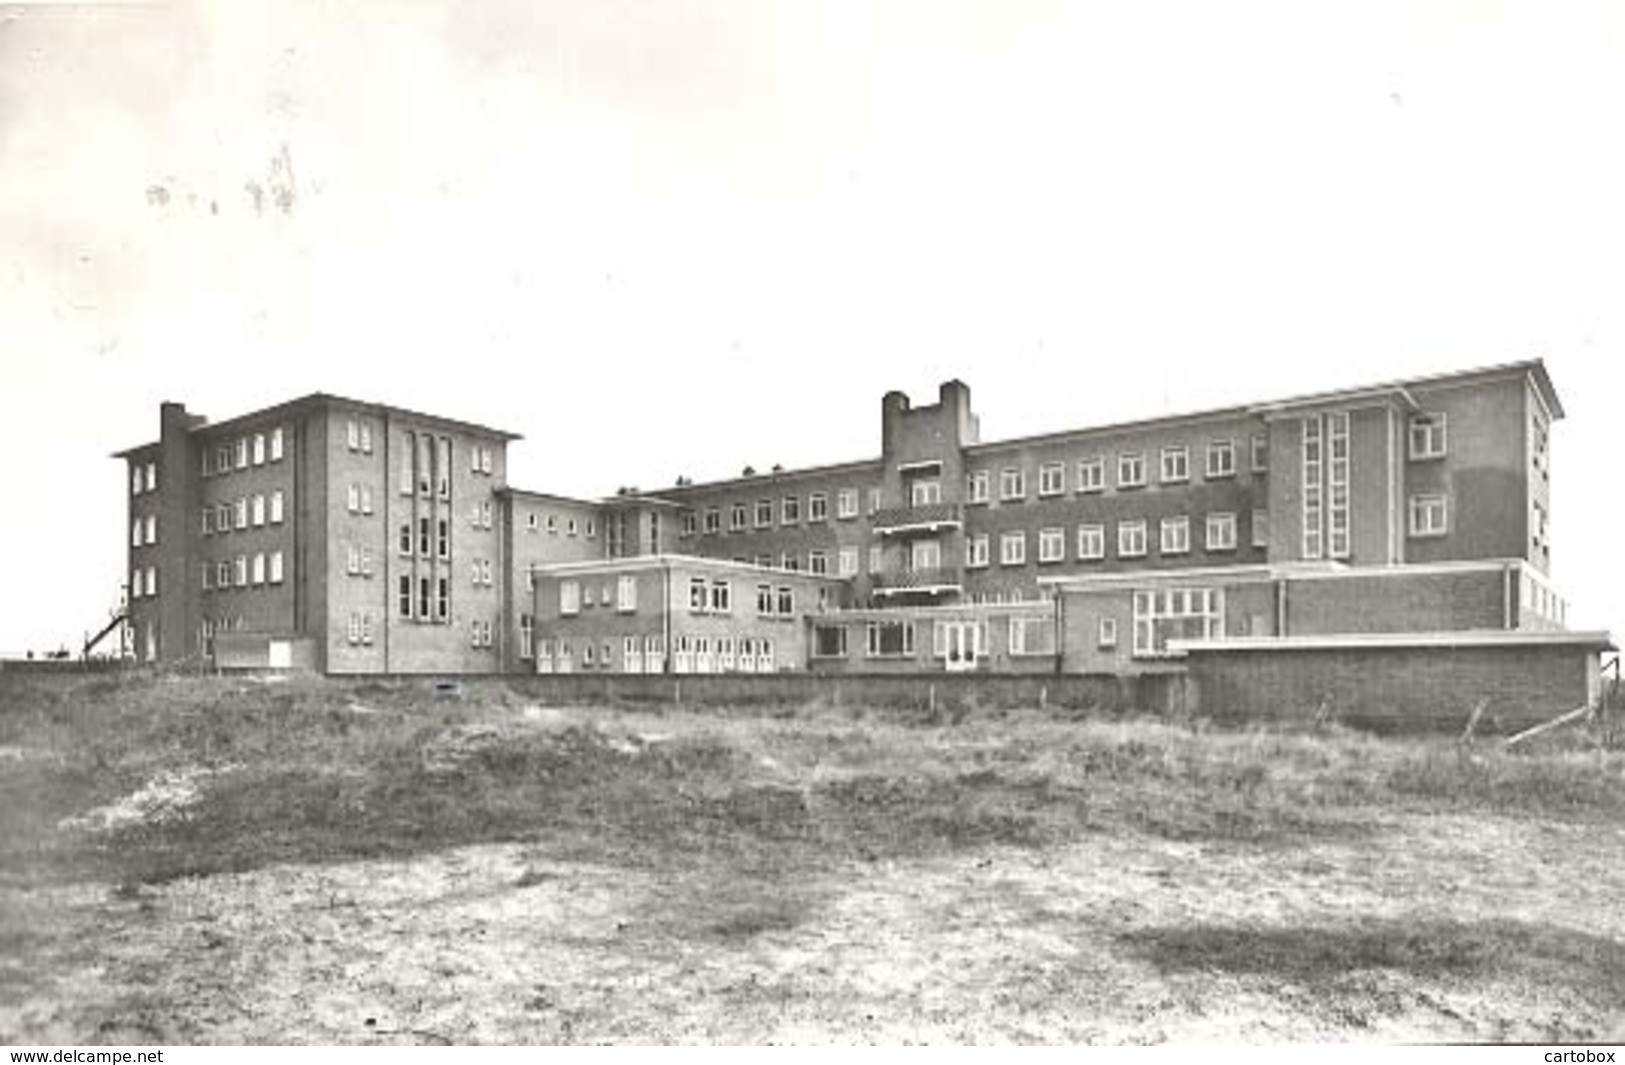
[1186,643,1600,734]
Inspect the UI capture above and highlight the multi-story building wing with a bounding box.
[117,360,1599,690]
[117,395,520,673]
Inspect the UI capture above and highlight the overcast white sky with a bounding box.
[2,0,1622,654]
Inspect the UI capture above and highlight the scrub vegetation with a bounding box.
[3,671,1623,1043]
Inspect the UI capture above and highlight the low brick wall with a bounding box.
[1184,642,1602,735]
[500,671,1183,716]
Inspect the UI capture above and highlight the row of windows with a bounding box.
[202,492,285,535]
[1132,588,1224,657]
[533,634,779,675]
[130,461,158,495]
[810,617,1057,660]
[967,437,1268,503]
[200,551,286,590]
[556,576,799,618]
[131,514,158,548]
[966,511,1268,567]
[524,511,597,538]
[399,518,451,559]
[685,488,878,537]
[130,565,158,598]
[398,575,452,622]
[202,428,286,478]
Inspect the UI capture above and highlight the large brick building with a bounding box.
[115,360,1609,700]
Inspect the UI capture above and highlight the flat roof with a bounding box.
[114,392,523,457]
[526,552,851,582]
[1171,629,1615,654]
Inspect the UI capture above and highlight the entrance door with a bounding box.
[942,621,979,672]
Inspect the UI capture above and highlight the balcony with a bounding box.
[871,502,963,536]
[872,565,964,598]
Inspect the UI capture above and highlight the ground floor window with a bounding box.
[1007,615,1056,656]
[866,620,915,658]
[813,623,848,658]
[1132,587,1222,657]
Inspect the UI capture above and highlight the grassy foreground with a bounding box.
[2,671,1624,1043]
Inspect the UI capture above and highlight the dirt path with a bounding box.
[7,812,1622,1044]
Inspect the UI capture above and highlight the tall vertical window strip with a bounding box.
[1302,415,1324,560]
[400,432,415,494]
[1327,411,1350,559]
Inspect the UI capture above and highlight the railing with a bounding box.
[871,565,964,593]
[871,503,963,534]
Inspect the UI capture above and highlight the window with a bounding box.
[1206,441,1235,479]
[837,488,859,519]
[866,620,914,657]
[252,552,266,585]
[807,493,828,522]
[1008,616,1055,656]
[1038,527,1065,563]
[131,466,143,496]
[216,446,232,475]
[234,498,249,530]
[869,545,882,574]
[1532,501,1549,549]
[1302,414,1324,559]
[398,523,412,556]
[910,479,941,506]
[1098,617,1118,649]
[1251,433,1268,472]
[780,552,800,572]
[813,624,848,658]
[999,467,1026,501]
[1252,509,1270,549]
[143,514,156,544]
[689,577,708,612]
[838,547,859,577]
[346,420,360,451]
[1118,520,1148,558]
[1000,531,1026,566]
[201,563,213,591]
[756,583,774,616]
[436,437,450,497]
[345,543,361,576]
[699,508,718,535]
[1160,516,1191,555]
[729,504,747,532]
[1118,453,1146,488]
[1077,524,1105,560]
[270,427,284,462]
[346,484,360,514]
[252,433,266,465]
[218,560,231,588]
[757,554,774,569]
[519,615,534,660]
[710,580,732,613]
[962,470,989,505]
[782,496,801,525]
[231,558,246,588]
[131,519,142,548]
[145,566,157,596]
[1531,414,1550,475]
[252,494,266,527]
[809,550,829,575]
[270,490,284,524]
[776,586,794,615]
[201,508,214,536]
[1077,457,1104,494]
[347,613,362,645]
[1409,494,1448,537]
[566,517,576,537]
[615,575,637,612]
[1038,462,1065,497]
[1161,446,1189,484]
[1328,411,1350,559]
[966,534,990,568]
[269,551,284,584]
[755,500,773,528]
[217,503,231,532]
[233,439,248,471]
[868,487,882,515]
[1409,413,1447,460]
[1206,512,1237,551]
[438,519,450,559]
[1133,587,1223,657]
[560,580,580,615]
[437,578,450,621]
[418,517,431,556]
